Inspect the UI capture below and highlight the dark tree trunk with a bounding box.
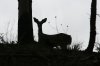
[86,0,97,52]
[18,0,34,44]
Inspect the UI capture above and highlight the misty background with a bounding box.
[0,0,100,50]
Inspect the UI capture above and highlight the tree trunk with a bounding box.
[86,0,97,52]
[18,0,34,44]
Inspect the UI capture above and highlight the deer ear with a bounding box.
[41,18,47,23]
[33,17,39,23]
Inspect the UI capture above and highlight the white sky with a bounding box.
[0,0,100,50]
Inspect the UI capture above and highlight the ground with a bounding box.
[0,43,100,66]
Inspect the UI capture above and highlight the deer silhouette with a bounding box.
[33,17,72,50]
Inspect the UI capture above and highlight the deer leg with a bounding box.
[56,46,61,50]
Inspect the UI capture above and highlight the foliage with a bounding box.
[0,33,16,44]
[94,42,100,53]
[68,42,83,51]
[0,33,6,44]
[0,20,17,44]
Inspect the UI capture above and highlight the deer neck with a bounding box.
[38,24,43,34]
[38,24,43,42]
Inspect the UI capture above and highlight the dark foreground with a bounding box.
[0,43,100,66]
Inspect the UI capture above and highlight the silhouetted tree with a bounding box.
[86,0,97,52]
[18,0,34,44]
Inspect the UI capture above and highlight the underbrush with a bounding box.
[67,42,83,52]
[0,41,99,66]
[94,42,100,53]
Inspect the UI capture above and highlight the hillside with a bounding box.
[0,43,99,66]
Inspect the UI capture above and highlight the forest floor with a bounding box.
[0,42,99,66]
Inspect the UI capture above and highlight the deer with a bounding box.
[33,17,72,50]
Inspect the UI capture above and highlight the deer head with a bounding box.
[34,17,47,34]
[33,17,47,25]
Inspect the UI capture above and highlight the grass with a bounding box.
[0,40,99,66]
[94,42,100,53]
[0,33,16,44]
[0,43,99,66]
[0,20,17,44]
[67,42,83,52]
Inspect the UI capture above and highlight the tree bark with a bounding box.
[86,0,97,52]
[18,0,34,44]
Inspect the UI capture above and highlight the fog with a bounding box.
[0,0,100,50]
